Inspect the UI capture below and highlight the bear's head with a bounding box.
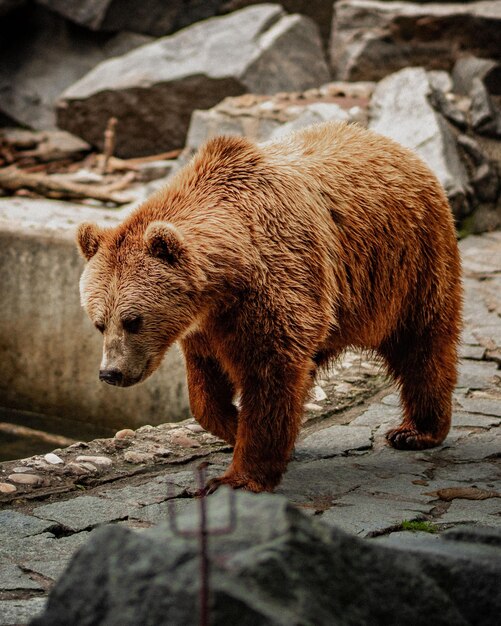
[76,220,206,387]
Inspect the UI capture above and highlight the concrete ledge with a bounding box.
[0,197,189,432]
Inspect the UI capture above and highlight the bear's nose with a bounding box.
[99,369,123,386]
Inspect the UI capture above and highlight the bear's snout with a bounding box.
[99,369,123,386]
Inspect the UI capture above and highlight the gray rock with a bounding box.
[471,162,500,203]
[470,77,501,138]
[322,495,431,536]
[184,81,373,158]
[369,67,471,217]
[0,6,155,129]
[428,88,467,130]
[457,134,487,168]
[0,598,46,626]
[350,403,401,427]
[0,510,54,538]
[35,0,222,37]
[31,490,501,626]
[0,564,43,591]
[457,360,499,390]
[438,499,501,528]
[56,4,330,157]
[32,496,137,532]
[296,424,372,459]
[455,396,501,418]
[452,55,501,96]
[221,1,335,45]
[452,411,500,429]
[330,0,501,82]
[268,102,351,140]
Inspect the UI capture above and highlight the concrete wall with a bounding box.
[0,197,190,432]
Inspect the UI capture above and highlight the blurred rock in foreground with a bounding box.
[31,490,501,626]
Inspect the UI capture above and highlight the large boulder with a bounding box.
[35,1,335,43]
[56,4,330,157]
[35,0,222,37]
[0,6,152,129]
[452,55,501,97]
[369,67,471,217]
[330,0,501,82]
[31,490,501,626]
[220,1,335,45]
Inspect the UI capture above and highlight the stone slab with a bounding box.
[350,403,401,427]
[0,598,47,626]
[456,361,499,390]
[0,564,43,591]
[438,499,501,527]
[296,425,372,459]
[32,496,137,532]
[455,396,501,418]
[452,411,500,429]
[321,494,432,537]
[0,510,54,538]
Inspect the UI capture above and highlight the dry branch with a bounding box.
[0,167,133,205]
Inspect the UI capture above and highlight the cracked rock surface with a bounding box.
[0,232,500,625]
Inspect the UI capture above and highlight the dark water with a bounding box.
[0,406,115,462]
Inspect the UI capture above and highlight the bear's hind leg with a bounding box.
[380,328,458,450]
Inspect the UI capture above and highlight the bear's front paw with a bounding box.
[204,471,273,494]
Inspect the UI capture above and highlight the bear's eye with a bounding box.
[95,322,105,334]
[122,316,142,334]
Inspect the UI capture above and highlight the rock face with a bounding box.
[0,6,153,129]
[369,67,471,217]
[452,55,501,97]
[220,0,335,45]
[35,0,222,37]
[56,4,330,157]
[330,0,501,82]
[31,490,501,626]
[34,1,335,43]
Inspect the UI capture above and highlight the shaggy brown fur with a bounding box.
[77,121,462,493]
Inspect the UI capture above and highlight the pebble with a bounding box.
[304,403,323,412]
[123,451,154,464]
[136,425,155,433]
[115,429,135,439]
[170,434,202,448]
[186,423,205,433]
[7,473,43,485]
[44,453,64,465]
[12,466,31,473]
[67,442,90,450]
[64,462,93,476]
[312,385,328,402]
[0,482,17,493]
[76,455,112,467]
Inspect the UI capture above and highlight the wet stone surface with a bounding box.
[0,232,500,624]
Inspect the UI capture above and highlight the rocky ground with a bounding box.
[0,231,499,625]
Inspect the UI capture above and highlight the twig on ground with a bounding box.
[0,167,133,205]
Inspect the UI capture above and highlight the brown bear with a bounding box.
[77,121,462,493]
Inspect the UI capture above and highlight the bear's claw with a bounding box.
[385,427,443,450]
[203,472,272,494]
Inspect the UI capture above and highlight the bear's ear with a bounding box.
[144,221,186,265]
[76,222,103,261]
